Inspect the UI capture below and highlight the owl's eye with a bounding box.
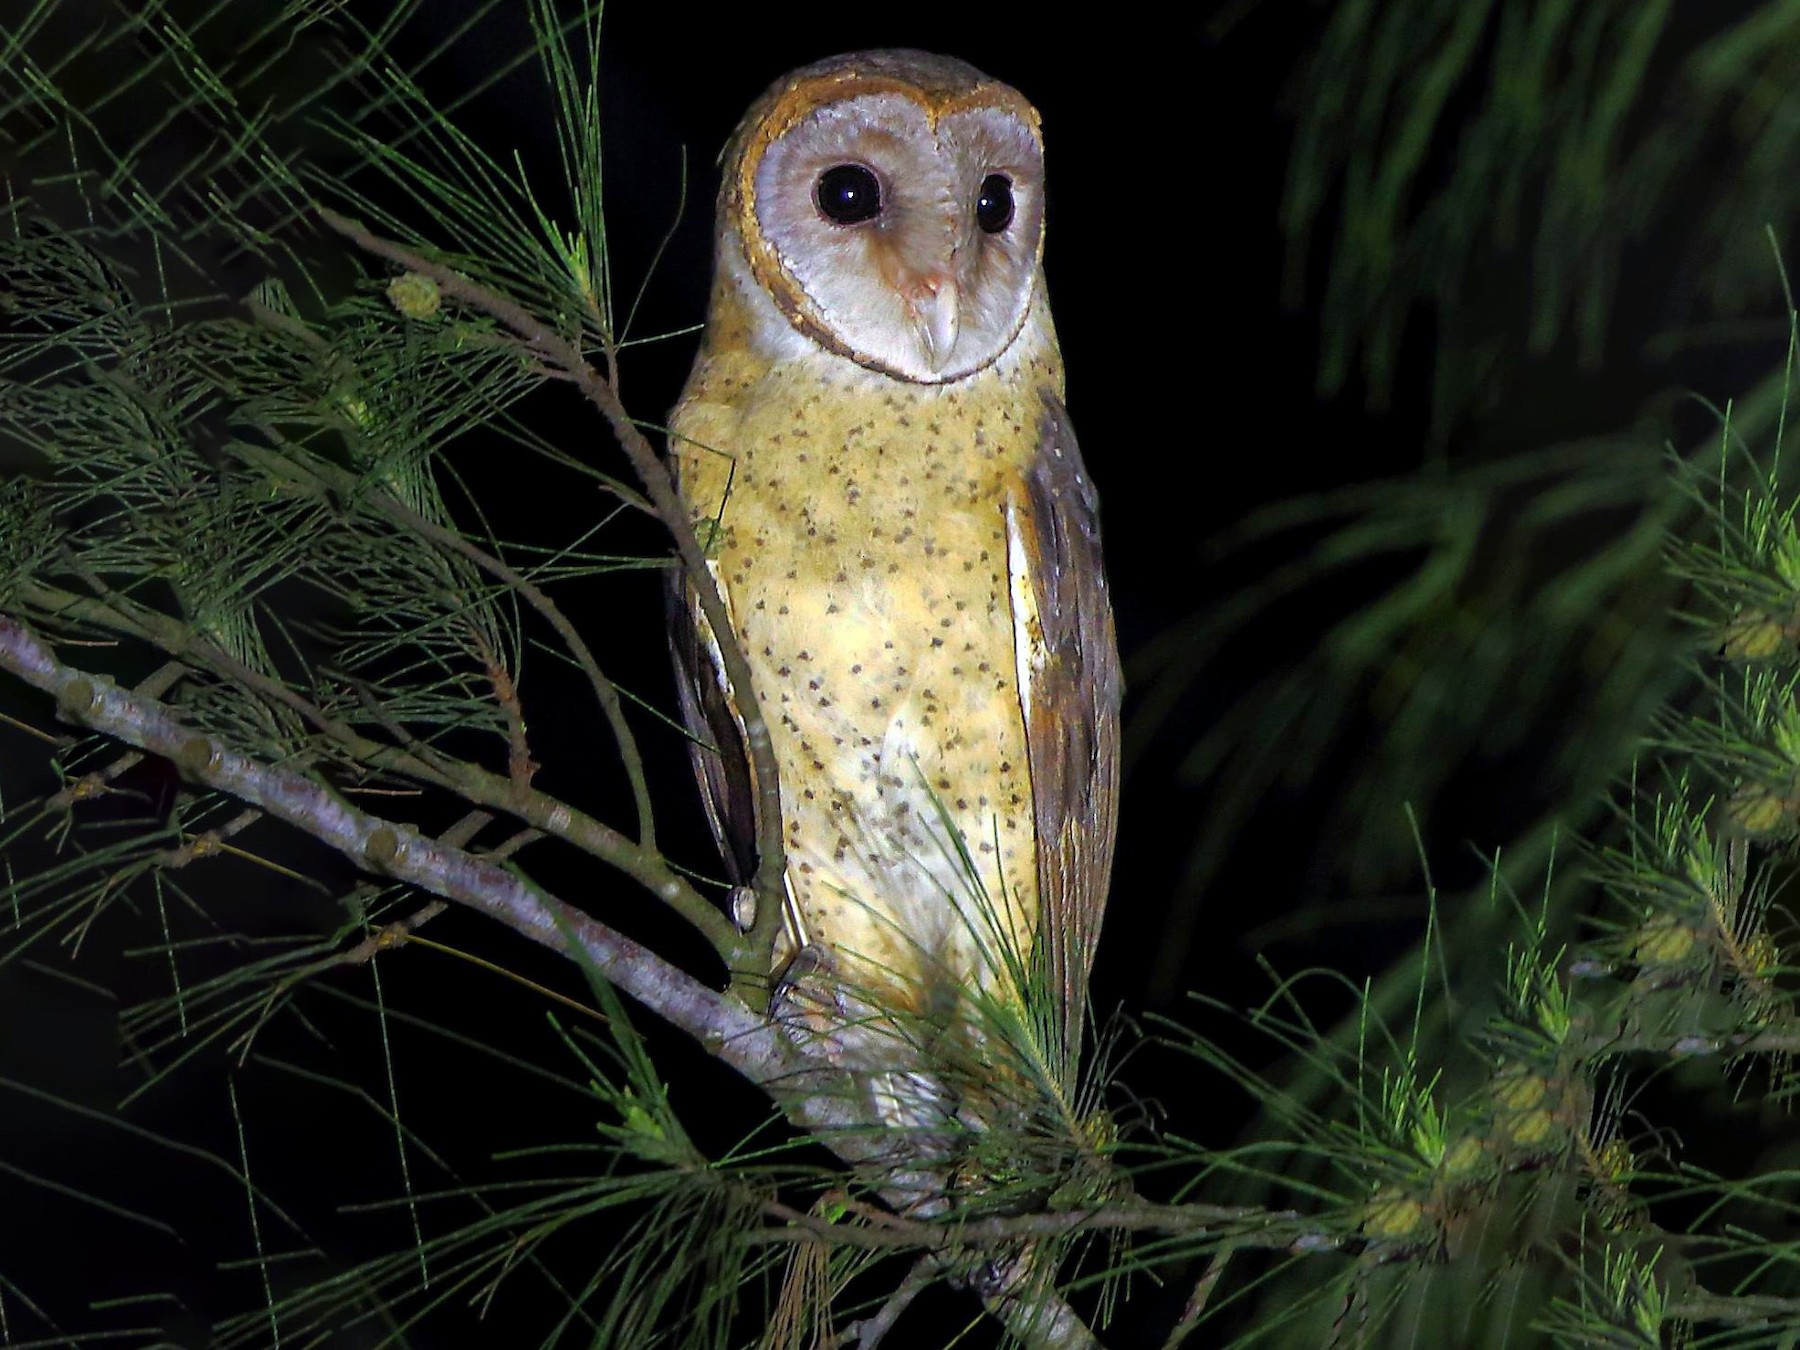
[976,174,1014,234]
[815,164,883,225]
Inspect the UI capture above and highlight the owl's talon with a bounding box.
[770,944,858,1062]
[771,943,836,1012]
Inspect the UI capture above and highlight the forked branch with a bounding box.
[0,613,779,1076]
[318,207,793,991]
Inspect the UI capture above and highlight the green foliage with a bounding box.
[1130,433,1690,1002]
[0,2,773,1344]
[1130,374,1800,1345]
[1134,1,1800,1085]
[1284,1,1800,421]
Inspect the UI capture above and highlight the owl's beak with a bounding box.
[905,272,960,373]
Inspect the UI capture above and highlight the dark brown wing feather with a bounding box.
[666,567,759,886]
[1020,394,1122,1061]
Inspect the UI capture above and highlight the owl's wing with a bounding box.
[1007,394,1123,1059]
[667,560,759,887]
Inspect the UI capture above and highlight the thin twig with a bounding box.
[843,1257,933,1349]
[318,209,789,994]
[238,426,659,851]
[151,808,262,870]
[757,1197,1303,1251]
[375,484,656,846]
[0,613,783,1079]
[1160,1249,1233,1349]
[48,660,186,809]
[1670,1293,1800,1322]
[20,577,741,959]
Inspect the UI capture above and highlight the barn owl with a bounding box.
[669,49,1119,1115]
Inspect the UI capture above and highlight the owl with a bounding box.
[669,50,1120,1109]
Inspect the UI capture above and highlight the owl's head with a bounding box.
[721,50,1048,385]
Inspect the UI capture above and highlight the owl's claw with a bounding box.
[771,943,835,1011]
[770,944,854,1061]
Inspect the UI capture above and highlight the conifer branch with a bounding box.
[318,207,792,994]
[0,612,772,1068]
[0,612,925,1147]
[353,465,657,845]
[17,577,742,958]
[757,1199,1293,1250]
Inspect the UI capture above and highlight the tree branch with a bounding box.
[19,577,743,960]
[757,1198,1309,1251]
[233,417,659,854]
[981,1272,1102,1350]
[0,608,942,1164]
[318,208,790,995]
[0,619,1183,1350]
[842,1257,933,1349]
[0,613,775,1076]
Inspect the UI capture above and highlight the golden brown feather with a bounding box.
[669,50,1119,1115]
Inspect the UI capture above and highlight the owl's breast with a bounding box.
[679,369,1046,1001]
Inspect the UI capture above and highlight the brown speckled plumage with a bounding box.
[669,51,1119,1084]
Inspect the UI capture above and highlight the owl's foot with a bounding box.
[770,944,851,1062]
